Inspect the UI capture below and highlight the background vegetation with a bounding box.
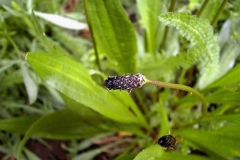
[0,0,240,159]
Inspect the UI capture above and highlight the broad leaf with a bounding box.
[17,105,145,159]
[134,145,164,160]
[17,108,109,159]
[84,0,137,73]
[63,94,145,138]
[134,145,211,160]
[26,52,146,125]
[178,128,240,159]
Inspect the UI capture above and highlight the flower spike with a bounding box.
[103,73,146,93]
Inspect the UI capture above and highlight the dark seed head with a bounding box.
[158,134,176,150]
[103,73,146,93]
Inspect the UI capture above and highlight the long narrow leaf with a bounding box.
[34,11,87,30]
[84,0,137,73]
[201,114,240,125]
[205,90,240,105]
[21,61,38,104]
[25,52,146,125]
[0,116,39,133]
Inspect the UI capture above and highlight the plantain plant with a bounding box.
[0,0,240,159]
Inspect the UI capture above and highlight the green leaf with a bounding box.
[159,12,220,89]
[159,152,212,160]
[205,89,240,105]
[52,27,90,58]
[115,153,137,160]
[0,116,39,133]
[17,108,108,159]
[84,0,137,73]
[25,109,114,140]
[201,114,240,125]
[21,61,38,104]
[30,11,70,56]
[206,63,240,89]
[133,145,164,160]
[17,105,144,159]
[178,127,240,159]
[134,145,211,160]
[26,52,146,125]
[158,101,170,137]
[63,94,145,138]
[137,0,168,53]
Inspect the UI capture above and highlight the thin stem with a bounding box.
[145,79,207,117]
[160,0,177,51]
[211,0,228,27]
[196,0,210,17]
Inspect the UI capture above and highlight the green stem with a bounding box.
[211,0,228,27]
[196,0,210,17]
[159,0,177,51]
[145,79,207,117]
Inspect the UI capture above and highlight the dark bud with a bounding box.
[158,134,177,150]
[103,73,146,93]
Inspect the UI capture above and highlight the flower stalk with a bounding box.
[104,73,207,117]
[145,79,207,116]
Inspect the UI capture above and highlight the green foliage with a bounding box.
[206,63,240,89]
[134,145,212,160]
[159,12,220,89]
[84,0,137,73]
[137,0,168,53]
[0,0,240,159]
[178,127,240,159]
[25,52,146,125]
